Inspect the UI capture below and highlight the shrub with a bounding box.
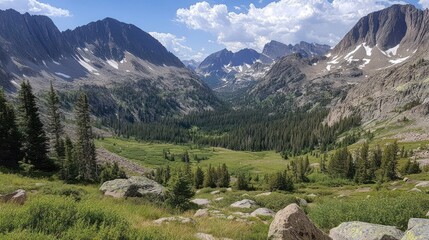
[308,191,429,231]
[254,193,297,211]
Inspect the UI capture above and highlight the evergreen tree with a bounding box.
[17,81,50,170]
[328,147,354,179]
[63,136,77,181]
[381,141,399,181]
[74,92,97,182]
[46,82,64,160]
[166,173,195,210]
[268,170,294,191]
[400,159,421,175]
[217,163,230,187]
[203,164,217,188]
[0,89,22,168]
[320,153,327,173]
[354,142,371,183]
[194,166,204,189]
[236,173,249,190]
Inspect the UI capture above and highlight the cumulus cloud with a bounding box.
[176,0,405,51]
[149,32,206,61]
[420,0,429,9]
[0,0,70,17]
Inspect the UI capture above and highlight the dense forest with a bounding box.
[103,107,361,156]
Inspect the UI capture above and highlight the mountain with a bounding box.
[327,4,429,125]
[248,4,429,134]
[182,60,200,71]
[196,41,330,92]
[0,10,221,122]
[263,41,331,60]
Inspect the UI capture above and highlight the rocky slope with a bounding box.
[0,10,221,122]
[249,4,429,133]
[197,41,330,92]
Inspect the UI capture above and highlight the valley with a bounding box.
[1,2,429,240]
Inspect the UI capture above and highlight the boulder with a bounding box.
[195,233,216,240]
[307,193,317,198]
[409,188,422,193]
[211,190,221,195]
[403,177,409,182]
[402,218,429,240]
[0,189,27,205]
[329,221,404,240]
[256,192,272,197]
[268,203,331,240]
[298,198,308,207]
[191,198,211,206]
[230,199,257,208]
[214,197,224,201]
[153,216,195,224]
[415,181,429,188]
[99,176,164,198]
[194,209,210,217]
[251,208,276,217]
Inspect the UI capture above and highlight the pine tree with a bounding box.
[17,81,50,170]
[63,136,77,181]
[381,141,399,181]
[328,147,354,179]
[217,163,230,188]
[0,89,22,168]
[354,142,370,183]
[320,153,327,173]
[166,173,195,210]
[194,166,204,189]
[47,82,64,160]
[203,164,217,188]
[74,92,97,182]
[236,173,249,190]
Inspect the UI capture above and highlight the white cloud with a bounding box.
[149,32,206,61]
[420,0,429,9]
[176,0,405,52]
[0,0,70,17]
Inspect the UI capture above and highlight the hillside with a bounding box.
[0,10,221,122]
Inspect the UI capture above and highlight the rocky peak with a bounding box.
[63,18,183,67]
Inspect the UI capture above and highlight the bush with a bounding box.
[0,195,141,239]
[307,173,355,187]
[308,191,429,231]
[254,192,297,211]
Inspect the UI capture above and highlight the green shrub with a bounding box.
[254,192,297,211]
[308,191,429,231]
[307,173,355,187]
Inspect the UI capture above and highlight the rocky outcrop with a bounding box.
[250,208,275,217]
[99,176,164,198]
[191,198,211,206]
[230,199,257,208]
[194,209,210,217]
[153,216,195,225]
[268,203,331,240]
[0,189,27,205]
[329,221,404,240]
[402,218,429,240]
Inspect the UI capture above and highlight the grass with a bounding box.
[96,137,290,175]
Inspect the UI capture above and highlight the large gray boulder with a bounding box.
[230,199,257,208]
[0,189,27,205]
[268,203,331,240]
[330,221,404,240]
[402,218,429,240]
[99,176,164,198]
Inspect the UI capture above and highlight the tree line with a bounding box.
[0,82,121,183]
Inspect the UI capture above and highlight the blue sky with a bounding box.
[0,0,425,61]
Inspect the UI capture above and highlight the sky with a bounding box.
[0,0,426,61]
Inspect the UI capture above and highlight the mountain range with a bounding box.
[196,41,330,92]
[0,9,220,122]
[0,4,428,134]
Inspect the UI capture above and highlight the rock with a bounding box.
[99,176,164,198]
[251,208,276,217]
[403,177,409,182]
[256,192,272,197]
[211,190,221,195]
[227,215,235,220]
[307,193,317,198]
[214,197,224,201]
[0,189,27,205]
[230,199,257,208]
[195,233,216,240]
[426,211,429,217]
[409,188,422,193]
[226,188,232,192]
[232,212,250,218]
[194,209,210,217]
[191,198,211,206]
[330,221,404,240]
[415,181,429,188]
[402,218,429,240]
[268,203,331,240]
[153,216,195,224]
[298,198,308,207]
